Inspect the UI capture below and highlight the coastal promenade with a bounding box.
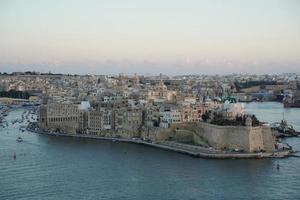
[28,127,292,159]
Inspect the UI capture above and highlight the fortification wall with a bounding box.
[195,122,250,151]
[166,122,275,152]
[261,127,276,152]
[248,127,264,152]
[155,129,173,142]
[174,130,194,143]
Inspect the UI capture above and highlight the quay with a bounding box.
[28,127,293,159]
[2,105,294,160]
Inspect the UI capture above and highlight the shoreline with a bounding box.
[28,127,293,159]
[3,106,293,160]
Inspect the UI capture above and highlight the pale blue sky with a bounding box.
[0,0,299,74]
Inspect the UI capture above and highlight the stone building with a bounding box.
[148,80,177,103]
[122,108,143,134]
[160,108,182,128]
[145,105,160,127]
[87,109,102,135]
[37,102,81,133]
[38,101,144,138]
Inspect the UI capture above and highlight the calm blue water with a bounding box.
[1,104,300,200]
[245,102,300,131]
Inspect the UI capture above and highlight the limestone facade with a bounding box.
[155,122,276,153]
[37,102,80,133]
[38,102,143,138]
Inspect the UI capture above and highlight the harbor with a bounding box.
[17,103,292,159]
[27,125,293,159]
[1,103,300,200]
[1,102,297,160]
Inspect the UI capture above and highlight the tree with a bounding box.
[202,111,210,122]
[251,115,260,126]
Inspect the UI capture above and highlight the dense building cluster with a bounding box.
[0,73,298,135]
[1,72,297,152]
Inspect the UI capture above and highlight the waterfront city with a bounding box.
[1,73,300,199]
[1,0,300,199]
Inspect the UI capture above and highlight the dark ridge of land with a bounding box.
[0,90,32,99]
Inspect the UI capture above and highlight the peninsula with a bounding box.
[1,73,294,158]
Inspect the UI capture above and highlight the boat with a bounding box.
[271,120,300,138]
[283,96,300,108]
[284,102,300,108]
[16,136,23,142]
[20,126,26,132]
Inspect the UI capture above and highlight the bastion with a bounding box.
[155,122,276,153]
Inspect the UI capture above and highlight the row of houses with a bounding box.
[37,97,243,138]
[38,101,143,138]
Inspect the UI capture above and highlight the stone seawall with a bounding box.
[163,122,276,153]
[39,120,276,153]
[29,128,291,159]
